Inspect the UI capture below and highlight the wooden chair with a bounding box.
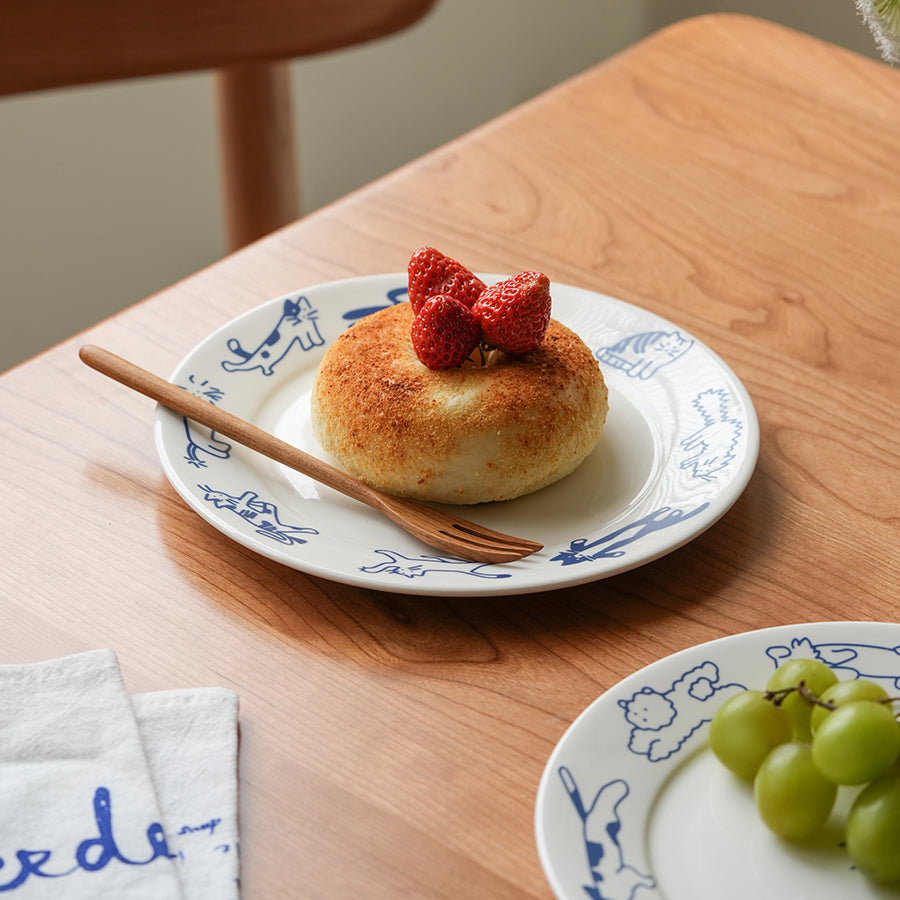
[0,0,439,250]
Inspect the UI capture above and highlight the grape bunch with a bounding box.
[709,658,900,885]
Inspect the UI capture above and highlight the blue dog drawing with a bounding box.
[766,637,900,690]
[359,549,511,580]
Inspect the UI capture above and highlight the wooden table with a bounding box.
[2,13,899,898]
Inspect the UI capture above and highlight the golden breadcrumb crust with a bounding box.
[311,303,608,504]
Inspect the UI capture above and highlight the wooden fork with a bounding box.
[79,345,543,564]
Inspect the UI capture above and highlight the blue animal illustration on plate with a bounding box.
[766,637,900,690]
[221,296,324,375]
[176,375,233,468]
[596,330,692,379]
[552,504,710,567]
[341,286,408,325]
[679,389,743,481]
[359,549,511,580]
[197,485,318,545]
[559,768,655,900]
[619,661,743,762]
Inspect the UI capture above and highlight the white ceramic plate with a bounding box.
[535,621,900,900]
[154,274,758,596]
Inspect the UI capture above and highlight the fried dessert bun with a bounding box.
[311,303,608,504]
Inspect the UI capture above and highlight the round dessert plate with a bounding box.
[535,621,900,900]
[154,274,758,596]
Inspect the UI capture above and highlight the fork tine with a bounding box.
[445,521,543,554]
[376,497,543,564]
[441,528,543,564]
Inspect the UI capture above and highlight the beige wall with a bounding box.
[0,1,881,371]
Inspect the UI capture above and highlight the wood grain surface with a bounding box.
[1,14,899,898]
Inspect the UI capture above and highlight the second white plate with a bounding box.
[154,274,758,595]
[535,621,900,900]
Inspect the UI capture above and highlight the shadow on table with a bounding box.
[152,464,774,700]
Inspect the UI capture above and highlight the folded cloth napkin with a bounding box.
[132,688,240,899]
[0,649,239,899]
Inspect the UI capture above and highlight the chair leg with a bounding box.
[215,61,300,251]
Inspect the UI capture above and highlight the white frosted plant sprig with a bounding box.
[857,0,900,63]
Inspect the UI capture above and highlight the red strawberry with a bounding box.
[410,295,481,369]
[472,272,551,354]
[408,246,486,314]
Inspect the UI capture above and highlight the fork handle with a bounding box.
[78,344,389,511]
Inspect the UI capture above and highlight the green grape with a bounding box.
[709,689,792,779]
[810,678,889,733]
[810,700,900,785]
[754,741,837,839]
[846,767,900,884]
[766,658,838,740]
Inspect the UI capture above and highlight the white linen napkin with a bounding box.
[132,688,240,900]
[0,649,240,899]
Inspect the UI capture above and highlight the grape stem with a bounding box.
[764,680,830,708]
[765,682,900,720]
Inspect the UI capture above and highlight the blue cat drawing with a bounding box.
[222,296,324,375]
[679,389,742,481]
[559,768,655,900]
[596,330,692,379]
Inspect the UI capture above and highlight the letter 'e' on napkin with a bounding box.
[0,649,240,899]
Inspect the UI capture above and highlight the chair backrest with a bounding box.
[1,0,439,248]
